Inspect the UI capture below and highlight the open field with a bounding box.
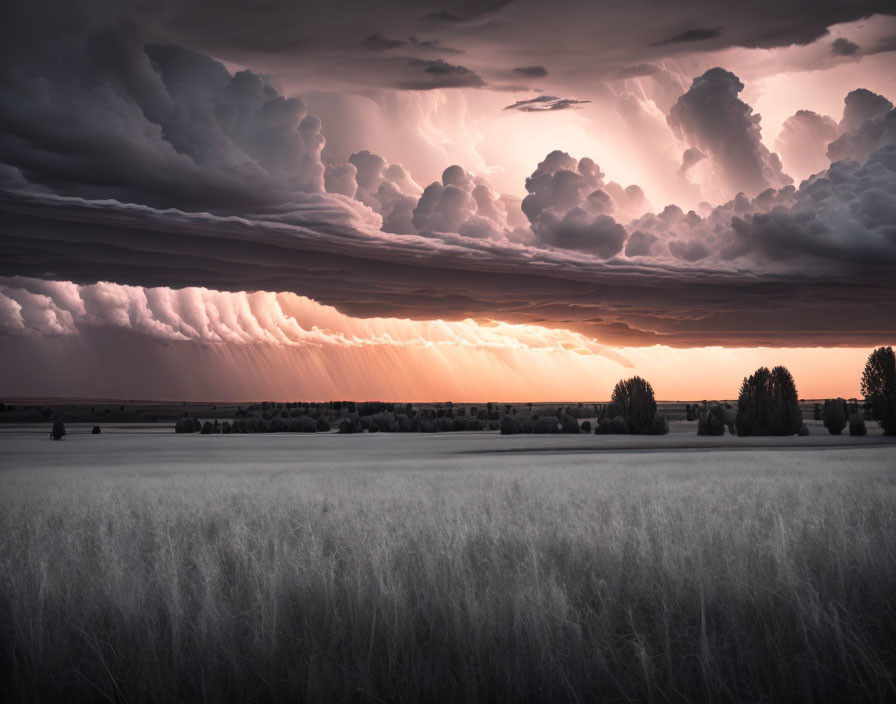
[2,430,896,702]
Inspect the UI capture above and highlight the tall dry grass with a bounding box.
[1,448,895,702]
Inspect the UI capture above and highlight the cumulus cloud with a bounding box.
[322,151,423,234]
[412,165,512,239]
[667,68,792,199]
[0,32,338,211]
[520,151,630,257]
[827,89,895,163]
[775,110,839,183]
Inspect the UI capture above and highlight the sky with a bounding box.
[1,0,895,401]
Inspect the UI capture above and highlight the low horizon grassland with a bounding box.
[1,444,895,703]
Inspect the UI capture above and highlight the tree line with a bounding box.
[39,346,896,439]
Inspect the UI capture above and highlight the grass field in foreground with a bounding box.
[1,436,895,703]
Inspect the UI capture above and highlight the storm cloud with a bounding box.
[1,2,895,352]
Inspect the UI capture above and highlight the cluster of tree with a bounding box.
[339,410,498,433]
[735,366,804,436]
[862,347,896,435]
[161,347,896,440]
[499,413,583,435]
[176,415,332,434]
[594,377,669,435]
[696,403,736,436]
[813,347,896,437]
[499,377,669,436]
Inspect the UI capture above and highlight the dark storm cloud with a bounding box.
[363,33,409,50]
[667,68,791,197]
[513,66,548,78]
[503,96,590,112]
[2,3,896,349]
[831,37,861,56]
[2,175,895,347]
[422,1,515,24]
[5,0,881,93]
[397,58,485,89]
[364,33,463,54]
[652,27,723,46]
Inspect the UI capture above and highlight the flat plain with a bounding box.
[2,424,895,702]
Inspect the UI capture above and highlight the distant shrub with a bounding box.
[222,421,231,434]
[338,417,360,434]
[849,416,867,436]
[466,417,485,431]
[798,423,810,437]
[822,398,848,435]
[559,414,580,434]
[697,405,726,436]
[579,420,591,433]
[609,416,628,434]
[200,421,213,435]
[611,376,657,434]
[91,426,101,435]
[316,416,330,432]
[417,418,436,433]
[286,416,314,433]
[813,403,823,421]
[192,418,201,432]
[50,421,65,440]
[648,413,670,435]
[736,366,802,436]
[534,415,559,434]
[685,403,696,422]
[861,347,896,435]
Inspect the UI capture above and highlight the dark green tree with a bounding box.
[861,347,896,435]
[610,376,658,434]
[822,398,848,435]
[736,366,802,436]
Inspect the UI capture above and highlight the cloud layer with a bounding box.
[1,7,894,351]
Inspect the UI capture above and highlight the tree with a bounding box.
[648,413,670,435]
[534,415,559,434]
[697,405,726,436]
[50,421,65,440]
[91,426,101,435]
[849,416,867,436]
[610,376,657,434]
[861,347,896,435]
[736,366,803,436]
[822,398,848,435]
[559,414,580,434]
